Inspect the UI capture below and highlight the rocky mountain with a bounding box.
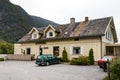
[0,0,58,42]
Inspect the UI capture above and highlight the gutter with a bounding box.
[100,36,102,59]
[17,35,103,44]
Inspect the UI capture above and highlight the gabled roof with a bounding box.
[28,27,39,34]
[44,24,56,32]
[80,17,111,37]
[18,16,117,43]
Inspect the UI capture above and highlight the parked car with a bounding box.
[98,55,116,72]
[35,54,61,66]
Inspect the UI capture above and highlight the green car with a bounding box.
[35,54,61,66]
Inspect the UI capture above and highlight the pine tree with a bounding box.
[89,48,94,65]
[62,47,68,62]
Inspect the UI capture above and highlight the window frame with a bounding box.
[26,48,31,55]
[32,33,38,39]
[106,31,112,41]
[49,32,53,38]
[73,47,81,55]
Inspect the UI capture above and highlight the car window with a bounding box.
[37,56,41,59]
[47,55,52,58]
[102,56,112,61]
[37,55,46,59]
[37,55,53,59]
[43,55,47,58]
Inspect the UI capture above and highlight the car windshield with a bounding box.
[37,56,42,59]
[37,55,47,59]
[47,55,52,58]
[102,56,112,61]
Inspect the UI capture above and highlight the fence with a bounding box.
[0,54,7,60]
[6,54,35,61]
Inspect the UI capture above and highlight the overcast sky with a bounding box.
[10,0,120,42]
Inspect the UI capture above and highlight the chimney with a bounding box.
[85,17,89,22]
[70,18,75,24]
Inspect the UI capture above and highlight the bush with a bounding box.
[62,47,68,62]
[70,58,77,65]
[0,58,4,61]
[70,56,90,65]
[110,57,120,80]
[0,40,14,54]
[103,76,108,80]
[89,48,94,65]
[103,57,120,80]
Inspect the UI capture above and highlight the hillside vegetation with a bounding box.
[0,0,58,42]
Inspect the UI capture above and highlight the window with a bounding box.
[106,31,111,40]
[106,32,108,39]
[53,46,59,56]
[26,48,31,55]
[33,34,37,38]
[73,47,80,54]
[49,32,53,37]
[32,33,38,39]
[109,33,112,40]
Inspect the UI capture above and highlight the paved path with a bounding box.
[0,61,107,80]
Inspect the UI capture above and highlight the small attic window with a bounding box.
[106,31,112,41]
[32,33,38,39]
[49,32,53,38]
[64,32,68,34]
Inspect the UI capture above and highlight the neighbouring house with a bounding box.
[14,16,120,61]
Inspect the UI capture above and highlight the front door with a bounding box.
[53,46,59,57]
[26,48,31,55]
[39,48,43,55]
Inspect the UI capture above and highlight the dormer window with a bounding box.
[49,32,53,38]
[44,25,60,38]
[32,33,38,39]
[33,34,37,39]
[29,27,41,40]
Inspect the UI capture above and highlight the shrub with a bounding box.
[0,41,14,54]
[89,48,94,65]
[110,57,120,80]
[0,58,4,61]
[70,56,90,65]
[103,76,108,80]
[62,47,68,62]
[70,58,79,65]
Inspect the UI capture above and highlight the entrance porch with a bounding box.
[106,44,120,56]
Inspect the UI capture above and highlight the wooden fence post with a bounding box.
[107,59,111,80]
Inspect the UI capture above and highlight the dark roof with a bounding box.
[18,17,114,43]
[80,17,111,37]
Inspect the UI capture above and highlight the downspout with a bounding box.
[100,36,102,59]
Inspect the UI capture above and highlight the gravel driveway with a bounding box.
[0,61,107,80]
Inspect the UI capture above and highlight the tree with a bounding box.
[62,47,68,62]
[0,40,14,54]
[89,48,94,65]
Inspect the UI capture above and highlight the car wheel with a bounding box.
[58,60,61,64]
[38,64,41,66]
[99,66,102,68]
[46,62,49,66]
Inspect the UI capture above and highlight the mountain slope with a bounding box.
[31,16,58,27]
[0,0,58,42]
